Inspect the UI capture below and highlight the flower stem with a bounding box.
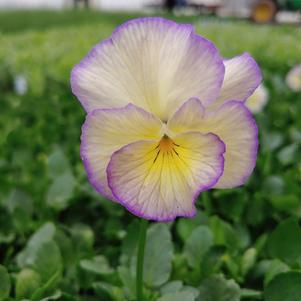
[136,219,148,301]
[203,190,212,215]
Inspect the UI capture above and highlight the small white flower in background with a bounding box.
[286,64,301,92]
[245,84,269,114]
[14,74,28,95]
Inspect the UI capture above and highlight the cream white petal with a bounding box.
[80,104,162,200]
[168,98,258,188]
[71,17,224,120]
[107,132,225,221]
[208,53,262,110]
[167,97,205,134]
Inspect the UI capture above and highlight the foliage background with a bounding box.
[0,10,301,301]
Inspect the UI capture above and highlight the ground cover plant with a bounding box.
[0,10,301,301]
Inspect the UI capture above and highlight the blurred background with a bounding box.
[1,0,301,23]
[0,1,301,301]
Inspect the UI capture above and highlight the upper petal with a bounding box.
[107,131,225,221]
[71,17,224,120]
[167,98,258,188]
[208,53,262,110]
[80,104,162,199]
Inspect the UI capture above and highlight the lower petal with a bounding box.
[107,132,225,221]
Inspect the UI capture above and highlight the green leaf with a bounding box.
[176,212,207,242]
[118,266,136,299]
[289,127,301,143]
[184,225,213,268]
[53,228,74,266]
[267,218,301,265]
[181,286,199,298]
[16,269,41,300]
[46,171,75,210]
[201,246,227,277]
[40,291,62,301]
[70,223,94,259]
[0,265,11,301]
[261,132,284,152]
[198,275,241,301]
[6,189,33,215]
[157,291,195,301]
[93,282,124,301]
[209,216,239,249]
[80,255,113,275]
[269,194,301,215]
[144,224,173,287]
[17,222,56,268]
[241,248,257,276]
[30,271,61,301]
[31,240,62,282]
[12,207,32,235]
[264,272,301,301]
[264,259,290,286]
[262,176,285,196]
[160,281,183,294]
[48,147,71,179]
[5,189,34,234]
[277,144,299,166]
[241,288,262,300]
[121,220,139,265]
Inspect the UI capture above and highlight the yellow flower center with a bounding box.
[153,135,180,163]
[159,135,174,153]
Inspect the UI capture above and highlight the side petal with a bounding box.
[208,53,262,110]
[202,101,258,188]
[71,17,224,120]
[107,132,225,221]
[80,104,162,199]
[167,99,258,188]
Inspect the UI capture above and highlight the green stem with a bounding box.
[203,190,212,215]
[136,219,148,301]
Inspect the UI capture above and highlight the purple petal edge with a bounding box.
[70,37,113,113]
[167,97,205,126]
[70,17,194,112]
[80,110,112,200]
[191,34,225,105]
[213,100,259,188]
[80,103,161,200]
[112,16,195,37]
[106,133,225,222]
[71,17,225,112]
[225,52,262,102]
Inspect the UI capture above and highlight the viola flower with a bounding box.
[286,64,301,92]
[245,84,269,113]
[71,18,261,221]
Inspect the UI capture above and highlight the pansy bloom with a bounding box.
[71,18,261,221]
